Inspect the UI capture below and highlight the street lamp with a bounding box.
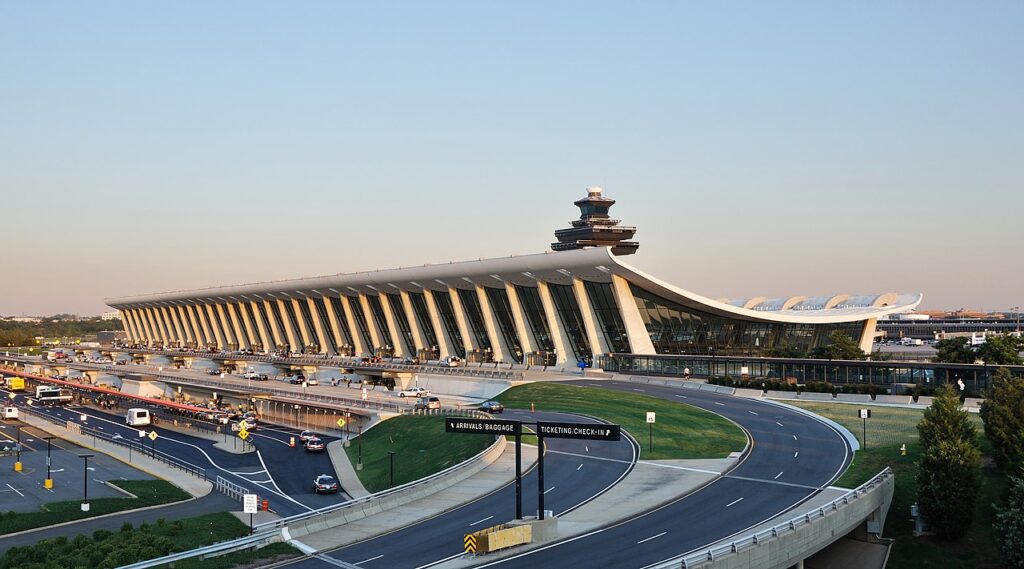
[357,425,363,471]
[387,450,396,488]
[44,436,55,489]
[79,454,95,511]
[14,425,22,472]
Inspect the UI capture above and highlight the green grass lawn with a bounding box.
[496,382,747,460]
[0,479,191,536]
[791,402,1003,569]
[0,512,298,569]
[346,415,495,493]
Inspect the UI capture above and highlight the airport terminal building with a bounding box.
[107,188,921,366]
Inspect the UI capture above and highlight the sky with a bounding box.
[1,2,1021,316]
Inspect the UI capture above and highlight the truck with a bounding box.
[900,337,924,346]
[5,377,25,391]
[126,408,152,426]
[36,387,73,405]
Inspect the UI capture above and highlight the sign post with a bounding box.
[858,409,871,449]
[148,430,158,458]
[446,417,523,519]
[534,421,621,520]
[646,412,656,453]
[243,493,258,535]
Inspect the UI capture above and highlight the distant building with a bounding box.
[3,316,42,323]
[101,311,123,321]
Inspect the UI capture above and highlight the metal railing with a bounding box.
[115,529,279,569]
[649,467,894,569]
[215,475,251,501]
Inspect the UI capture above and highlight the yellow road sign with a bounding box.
[336,418,347,428]
[148,431,158,441]
[238,420,249,430]
[239,429,250,440]
[464,533,477,554]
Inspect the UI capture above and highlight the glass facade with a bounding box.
[366,294,394,349]
[547,283,592,364]
[385,293,416,356]
[235,302,255,346]
[282,301,306,350]
[311,298,337,354]
[457,288,492,351]
[629,284,864,356]
[514,285,554,353]
[431,290,466,358]
[297,300,320,351]
[255,302,276,346]
[269,301,292,349]
[208,305,231,346]
[583,281,631,353]
[328,297,355,348]
[409,292,439,349]
[347,296,375,352]
[484,287,524,363]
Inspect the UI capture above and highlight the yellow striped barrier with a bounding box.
[464,523,532,555]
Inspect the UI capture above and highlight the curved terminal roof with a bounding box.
[107,247,922,325]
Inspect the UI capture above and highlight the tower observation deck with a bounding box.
[551,186,639,255]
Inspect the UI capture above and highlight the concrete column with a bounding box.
[399,290,427,353]
[226,303,250,350]
[306,297,333,355]
[289,298,314,351]
[249,301,273,350]
[196,304,220,348]
[120,310,139,342]
[447,287,477,354]
[537,282,572,366]
[475,285,507,363]
[358,294,385,352]
[234,302,258,347]
[858,319,877,353]
[213,303,235,348]
[275,299,301,352]
[610,275,656,354]
[161,306,181,346]
[144,307,166,346]
[341,296,368,356]
[377,293,406,357]
[174,305,195,346]
[140,308,160,346]
[322,297,348,353]
[505,283,535,355]
[573,278,609,356]
[261,300,285,349]
[423,290,453,360]
[156,307,175,345]
[186,304,209,346]
[166,305,187,347]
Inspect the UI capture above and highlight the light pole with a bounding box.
[44,436,55,489]
[357,425,363,471]
[387,451,396,488]
[79,454,94,511]
[14,425,22,472]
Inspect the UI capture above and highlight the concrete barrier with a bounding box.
[765,390,798,400]
[798,392,835,402]
[915,396,934,407]
[963,397,983,409]
[681,381,703,391]
[734,388,764,399]
[834,393,872,403]
[874,395,913,405]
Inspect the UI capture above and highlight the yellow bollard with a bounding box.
[14,462,22,472]
[900,444,907,456]
[44,479,53,489]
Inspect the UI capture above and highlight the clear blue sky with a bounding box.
[1,2,1021,315]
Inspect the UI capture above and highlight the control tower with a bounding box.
[551,187,639,255]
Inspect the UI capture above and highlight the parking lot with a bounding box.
[0,421,155,514]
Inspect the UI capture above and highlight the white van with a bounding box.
[126,408,152,426]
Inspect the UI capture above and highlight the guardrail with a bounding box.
[255,427,503,533]
[115,529,279,569]
[215,475,251,501]
[648,467,894,569]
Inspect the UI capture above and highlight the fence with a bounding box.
[215,475,251,501]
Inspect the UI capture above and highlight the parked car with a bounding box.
[414,396,441,410]
[305,437,325,452]
[397,386,430,398]
[305,378,319,386]
[299,430,316,442]
[313,474,339,493]
[479,401,505,414]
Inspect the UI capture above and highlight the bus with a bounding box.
[36,387,73,405]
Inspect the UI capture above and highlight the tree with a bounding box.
[808,330,868,360]
[763,340,807,359]
[916,437,982,540]
[980,367,1024,469]
[934,337,975,364]
[978,334,1024,366]
[918,384,977,451]
[995,465,1024,569]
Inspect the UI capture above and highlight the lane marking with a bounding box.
[774,471,784,480]
[725,497,744,508]
[577,464,583,471]
[675,395,687,399]
[793,435,798,441]
[312,554,361,568]
[748,411,758,415]
[544,486,555,494]
[470,516,494,526]
[714,402,725,406]
[636,531,667,544]
[776,422,784,427]
[632,388,645,392]
[6,484,24,497]
[584,445,589,453]
[356,555,384,564]
[794,452,799,458]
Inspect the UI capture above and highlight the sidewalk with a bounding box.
[295,442,539,551]
[327,439,369,498]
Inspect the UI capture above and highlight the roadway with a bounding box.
[272,379,850,569]
[280,409,639,569]
[3,388,349,518]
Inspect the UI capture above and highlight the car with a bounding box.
[313,474,339,493]
[414,396,441,410]
[306,378,319,386]
[397,386,430,398]
[289,377,305,385]
[299,430,316,442]
[242,370,260,380]
[479,401,505,413]
[207,368,223,376]
[305,437,325,452]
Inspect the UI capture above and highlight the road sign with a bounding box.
[336,418,347,429]
[858,409,871,419]
[445,417,521,436]
[239,429,250,440]
[464,533,477,554]
[535,421,621,441]
[238,420,249,430]
[148,431,158,441]
[243,493,258,514]
[646,412,656,424]
[138,430,146,438]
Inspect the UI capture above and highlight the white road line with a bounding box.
[725,497,744,508]
[793,435,798,441]
[577,464,583,471]
[470,516,494,526]
[776,422,784,427]
[585,445,589,453]
[794,452,799,458]
[774,471,784,480]
[748,411,758,415]
[675,394,687,399]
[714,402,725,406]
[356,555,384,565]
[6,484,24,497]
[632,388,645,392]
[312,554,360,568]
[544,486,555,494]
[637,531,667,544]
